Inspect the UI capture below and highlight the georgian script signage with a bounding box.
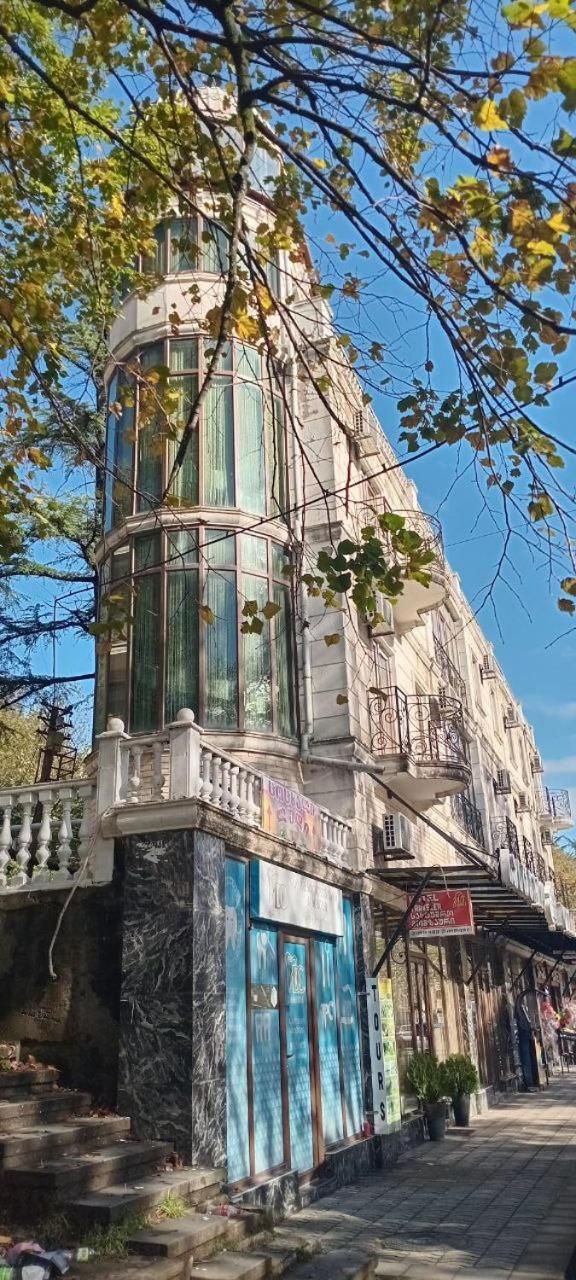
[250,860,344,936]
[408,888,475,938]
[366,976,401,1134]
[261,777,322,854]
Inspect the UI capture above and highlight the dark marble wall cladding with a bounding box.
[117,828,226,1166]
[0,883,122,1104]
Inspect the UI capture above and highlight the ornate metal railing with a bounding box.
[540,787,572,822]
[491,815,520,861]
[451,790,485,847]
[522,834,536,876]
[369,687,468,769]
[433,636,467,707]
[361,501,445,569]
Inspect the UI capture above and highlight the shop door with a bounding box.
[282,938,315,1174]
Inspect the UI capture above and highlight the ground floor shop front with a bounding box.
[225,855,366,1186]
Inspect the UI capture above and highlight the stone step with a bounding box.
[0,1068,59,1098]
[0,1115,131,1167]
[189,1253,272,1280]
[66,1166,225,1227]
[0,1089,91,1132]
[7,1139,172,1194]
[61,1254,186,1280]
[128,1210,258,1263]
[284,1248,376,1280]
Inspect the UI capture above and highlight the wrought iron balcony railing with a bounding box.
[451,790,485,848]
[540,786,572,822]
[433,636,467,707]
[491,815,520,861]
[369,687,468,769]
[362,502,445,570]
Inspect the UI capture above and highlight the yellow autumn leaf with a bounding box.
[527,239,556,256]
[473,100,509,131]
[547,211,570,236]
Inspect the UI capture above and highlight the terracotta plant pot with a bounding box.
[452,1093,471,1127]
[424,1099,447,1141]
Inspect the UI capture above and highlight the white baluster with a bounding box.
[199,749,213,802]
[152,742,165,799]
[126,745,143,804]
[228,765,241,817]
[76,789,93,862]
[0,798,13,889]
[55,789,73,878]
[211,754,223,808]
[33,793,54,880]
[237,769,248,822]
[250,774,262,826]
[14,792,34,887]
[221,760,231,813]
[320,812,329,857]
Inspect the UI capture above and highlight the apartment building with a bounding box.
[1,96,575,1205]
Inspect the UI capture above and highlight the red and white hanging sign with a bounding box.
[407,888,475,938]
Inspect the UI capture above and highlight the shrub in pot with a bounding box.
[405,1051,449,1141]
[442,1054,479,1127]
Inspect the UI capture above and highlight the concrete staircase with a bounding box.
[0,1069,374,1280]
[0,1068,289,1280]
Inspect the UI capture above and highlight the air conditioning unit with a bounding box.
[504,704,520,729]
[494,768,512,795]
[373,812,414,860]
[369,593,395,643]
[352,407,380,457]
[480,653,496,681]
[515,792,531,813]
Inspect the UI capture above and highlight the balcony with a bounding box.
[538,786,573,833]
[433,636,467,707]
[369,686,471,810]
[0,711,353,895]
[451,790,485,848]
[362,502,448,633]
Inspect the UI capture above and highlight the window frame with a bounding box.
[105,337,289,530]
[96,526,297,739]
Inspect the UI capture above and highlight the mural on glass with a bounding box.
[283,942,314,1173]
[314,939,344,1147]
[250,927,284,1174]
[336,899,364,1137]
[225,859,250,1183]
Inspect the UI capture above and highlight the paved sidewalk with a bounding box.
[285,1076,576,1280]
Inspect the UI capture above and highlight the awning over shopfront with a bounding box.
[372,854,576,962]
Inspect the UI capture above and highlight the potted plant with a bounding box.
[442,1053,479,1127]
[405,1051,449,1141]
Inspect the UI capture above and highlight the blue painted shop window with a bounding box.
[336,898,364,1137]
[225,859,250,1183]
[250,927,284,1173]
[314,939,344,1146]
[284,940,314,1172]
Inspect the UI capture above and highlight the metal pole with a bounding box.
[372,865,437,978]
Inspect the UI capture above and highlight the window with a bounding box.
[97,528,296,738]
[140,216,230,277]
[104,338,286,530]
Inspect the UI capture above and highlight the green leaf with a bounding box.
[324,633,341,646]
[534,361,558,384]
[473,99,509,131]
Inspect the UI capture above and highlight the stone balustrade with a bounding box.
[0,780,96,892]
[98,709,351,864]
[0,712,352,895]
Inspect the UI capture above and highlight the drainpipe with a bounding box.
[288,350,314,756]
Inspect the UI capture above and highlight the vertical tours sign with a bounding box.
[367,975,402,1134]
